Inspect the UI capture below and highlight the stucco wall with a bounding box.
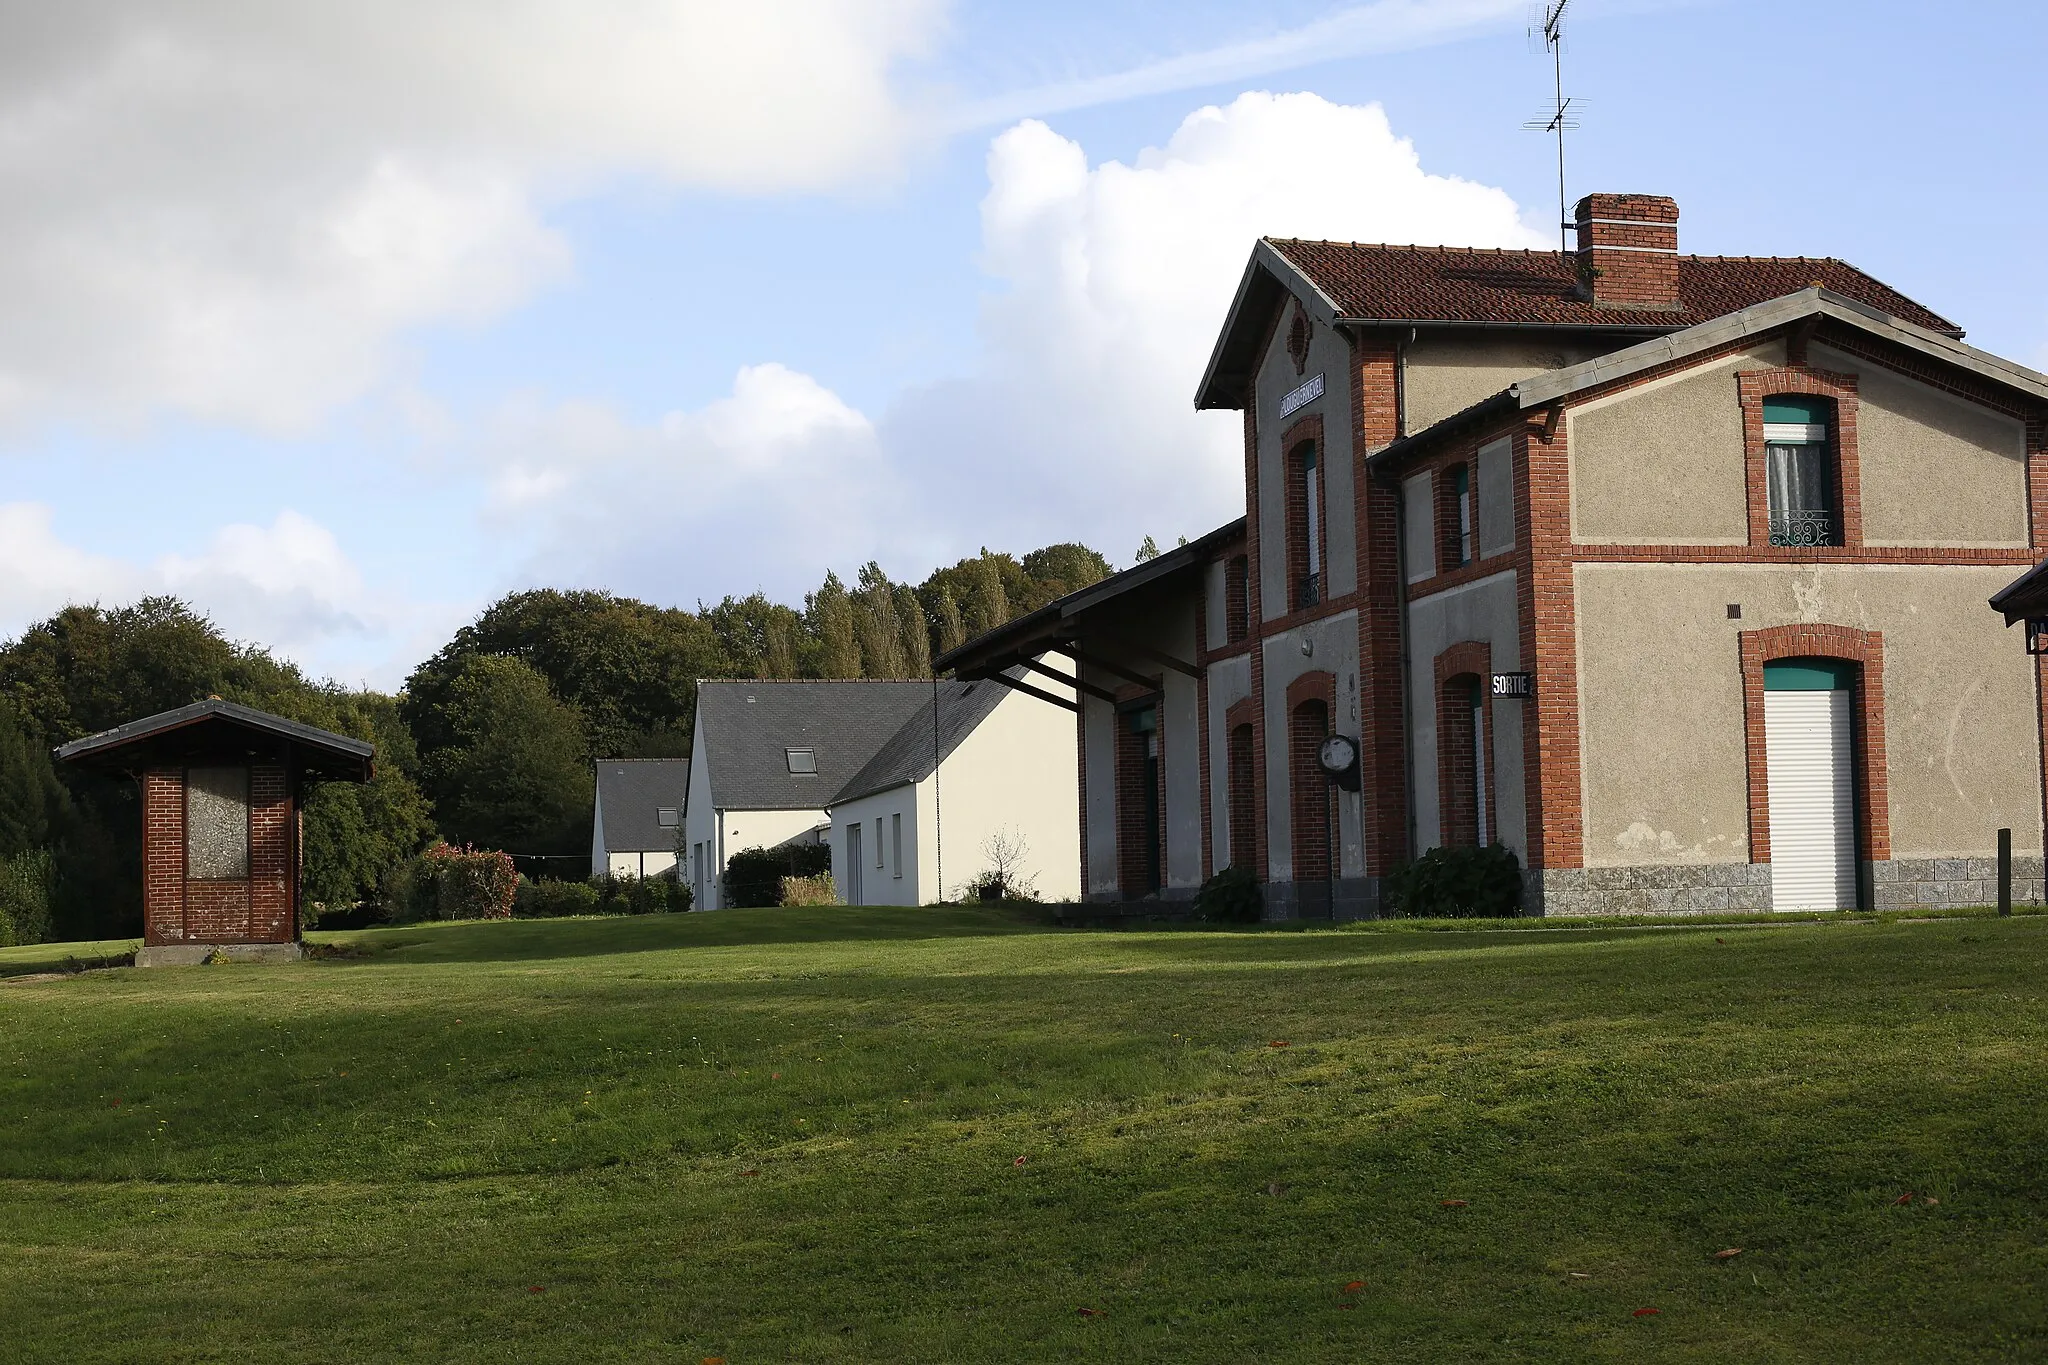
[1568,343,1784,545]
[1574,562,2043,867]
[1403,333,1607,432]
[1477,437,1515,558]
[929,679,1083,902]
[1405,571,1525,856]
[683,711,720,906]
[1402,472,1433,582]
[1808,343,2029,548]
[1254,306,1357,617]
[1259,609,1365,879]
[830,785,920,906]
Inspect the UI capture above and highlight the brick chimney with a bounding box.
[1573,193,1680,309]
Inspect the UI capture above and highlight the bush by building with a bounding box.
[592,873,691,915]
[723,843,832,908]
[1193,864,1263,923]
[1382,844,1522,919]
[381,843,519,922]
[779,873,839,906]
[515,878,601,919]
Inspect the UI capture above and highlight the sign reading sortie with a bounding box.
[1491,672,1534,700]
[1278,372,1324,419]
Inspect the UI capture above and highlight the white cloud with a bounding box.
[479,92,1544,599]
[0,2,944,432]
[0,504,461,688]
[883,91,1545,560]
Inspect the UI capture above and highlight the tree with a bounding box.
[0,699,66,858]
[933,586,967,658]
[1018,543,1114,608]
[808,573,863,679]
[895,585,933,677]
[965,554,1010,637]
[418,656,591,859]
[1134,535,1161,562]
[403,589,721,765]
[854,562,910,678]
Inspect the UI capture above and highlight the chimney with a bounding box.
[1573,193,1680,309]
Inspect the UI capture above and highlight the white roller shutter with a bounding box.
[1765,690,1857,911]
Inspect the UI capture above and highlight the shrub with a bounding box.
[516,878,601,919]
[381,843,518,922]
[963,829,1038,902]
[0,850,57,946]
[1383,843,1522,919]
[780,873,839,907]
[591,874,692,915]
[1193,864,1263,924]
[723,843,832,908]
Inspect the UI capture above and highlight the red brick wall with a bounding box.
[1114,699,1165,897]
[1351,329,1408,878]
[141,762,296,946]
[1433,641,1496,848]
[1573,193,1679,309]
[1738,367,1863,548]
[1227,718,1258,872]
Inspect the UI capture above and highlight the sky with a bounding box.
[0,0,2043,689]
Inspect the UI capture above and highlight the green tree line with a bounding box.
[0,544,1111,942]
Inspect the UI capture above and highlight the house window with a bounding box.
[1440,463,1473,568]
[874,817,884,868]
[892,813,903,878]
[1288,442,1322,610]
[786,748,817,774]
[1225,555,1250,642]
[1227,722,1256,871]
[1763,397,1838,546]
[657,807,679,827]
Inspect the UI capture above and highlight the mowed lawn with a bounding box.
[2,910,2044,1363]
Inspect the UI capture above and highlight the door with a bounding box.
[1764,664,1857,911]
[846,822,864,905]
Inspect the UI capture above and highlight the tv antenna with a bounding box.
[1522,0,1579,254]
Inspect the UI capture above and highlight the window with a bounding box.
[891,813,903,879]
[1227,722,1256,871]
[186,766,250,880]
[1440,463,1474,569]
[1287,442,1322,610]
[785,748,817,774]
[1439,676,1488,848]
[874,818,884,868]
[657,807,679,827]
[1763,397,1838,546]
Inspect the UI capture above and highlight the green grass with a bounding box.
[2,908,2044,1363]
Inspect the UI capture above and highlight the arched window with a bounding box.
[1288,442,1322,609]
[1227,722,1256,871]
[1289,698,1332,881]
[1439,675,1488,847]
[1764,396,1839,546]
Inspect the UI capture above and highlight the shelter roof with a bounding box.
[53,699,374,782]
[593,758,690,854]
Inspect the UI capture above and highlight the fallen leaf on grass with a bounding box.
[1268,1040,1291,1048]
[737,1170,759,1178]
[1568,1273,1590,1279]
[1440,1199,1468,1208]
[1266,1181,1288,1197]
[1632,1307,1660,1318]
[1014,1156,1028,1167]
[1923,1196,1940,1206]
[704,1357,727,1364]
[1076,1307,1102,1317]
[1338,1303,1355,1310]
[1893,1191,1916,1206]
[1343,1281,1365,1293]
[528,1286,545,1294]
[1714,1248,1744,1260]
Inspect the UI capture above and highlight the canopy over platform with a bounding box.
[54,699,374,783]
[1990,558,2048,628]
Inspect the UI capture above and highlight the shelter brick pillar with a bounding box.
[143,769,186,944]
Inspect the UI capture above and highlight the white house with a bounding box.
[590,758,688,879]
[684,667,1077,909]
[827,667,1078,905]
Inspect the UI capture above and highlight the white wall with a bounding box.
[830,785,921,905]
[931,673,1082,902]
[605,850,678,880]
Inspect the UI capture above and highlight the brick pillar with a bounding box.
[142,769,186,945]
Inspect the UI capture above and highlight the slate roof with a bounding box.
[53,698,374,782]
[697,680,958,811]
[833,677,1012,805]
[593,758,689,854]
[1267,242,1960,336]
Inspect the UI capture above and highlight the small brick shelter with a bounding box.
[56,700,373,961]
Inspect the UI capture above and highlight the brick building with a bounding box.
[56,698,374,962]
[940,192,2048,916]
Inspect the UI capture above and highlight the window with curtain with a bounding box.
[1763,396,1837,546]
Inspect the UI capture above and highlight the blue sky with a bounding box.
[1,0,2042,687]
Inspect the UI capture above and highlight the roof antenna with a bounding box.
[1522,0,1580,255]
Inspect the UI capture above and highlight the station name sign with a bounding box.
[1278,372,1324,419]
[1491,672,1533,700]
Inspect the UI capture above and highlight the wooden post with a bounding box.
[1997,828,2012,917]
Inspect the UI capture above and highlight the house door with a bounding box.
[846,822,864,905]
[1764,661,1858,911]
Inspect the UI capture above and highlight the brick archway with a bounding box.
[1739,624,1889,866]
[1433,641,1496,848]
[1285,671,1336,882]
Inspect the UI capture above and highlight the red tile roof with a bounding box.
[1267,241,1961,337]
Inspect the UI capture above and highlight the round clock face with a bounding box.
[1317,733,1358,775]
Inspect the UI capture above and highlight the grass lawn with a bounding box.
[2,908,2044,1363]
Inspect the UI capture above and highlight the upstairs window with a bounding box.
[1763,397,1839,546]
[1438,463,1474,570]
[657,807,679,828]
[785,748,817,775]
[1288,441,1322,609]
